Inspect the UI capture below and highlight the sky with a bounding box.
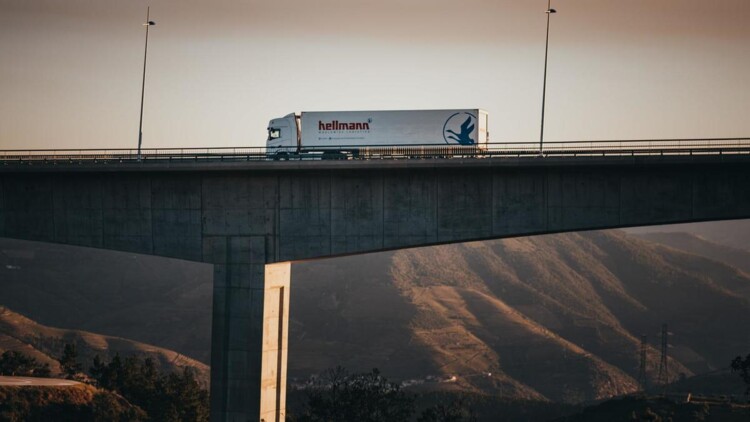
[1,0,748,151]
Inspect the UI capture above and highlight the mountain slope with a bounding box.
[624,220,750,251]
[0,306,209,385]
[0,238,212,363]
[291,230,750,403]
[634,232,750,288]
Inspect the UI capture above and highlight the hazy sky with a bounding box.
[1,0,748,150]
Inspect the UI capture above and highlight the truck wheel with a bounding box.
[274,152,289,161]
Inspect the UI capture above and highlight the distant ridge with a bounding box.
[0,237,212,364]
[634,231,750,282]
[0,306,209,386]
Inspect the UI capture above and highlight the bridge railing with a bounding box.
[1,138,749,163]
[485,138,750,157]
[0,147,269,162]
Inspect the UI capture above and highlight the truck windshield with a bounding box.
[268,128,280,140]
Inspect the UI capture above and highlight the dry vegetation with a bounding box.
[0,306,209,386]
[291,230,750,403]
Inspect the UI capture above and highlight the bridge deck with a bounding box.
[0,138,750,169]
[2,151,750,172]
[1,138,749,171]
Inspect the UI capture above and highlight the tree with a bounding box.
[89,355,107,386]
[295,367,415,422]
[59,343,82,379]
[418,397,477,422]
[91,353,123,392]
[0,351,51,377]
[153,367,210,422]
[90,392,148,422]
[730,353,750,395]
[87,354,209,422]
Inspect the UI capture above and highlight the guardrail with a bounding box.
[1,138,749,164]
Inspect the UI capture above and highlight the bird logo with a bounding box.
[443,112,476,145]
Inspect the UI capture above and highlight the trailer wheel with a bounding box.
[322,151,346,160]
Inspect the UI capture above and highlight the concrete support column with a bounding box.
[260,262,291,422]
[209,262,290,422]
[209,235,284,422]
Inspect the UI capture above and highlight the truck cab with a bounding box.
[266,113,299,158]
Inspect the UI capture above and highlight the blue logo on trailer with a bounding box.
[443,112,476,145]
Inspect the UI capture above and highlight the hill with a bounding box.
[0,306,209,385]
[624,220,750,251]
[0,238,212,363]
[0,382,145,421]
[633,231,750,279]
[291,230,750,402]
[664,368,747,398]
[554,396,750,422]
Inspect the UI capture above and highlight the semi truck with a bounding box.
[266,109,488,159]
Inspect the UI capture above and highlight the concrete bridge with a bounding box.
[1,153,750,421]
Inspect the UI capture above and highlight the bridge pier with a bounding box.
[260,262,291,422]
[208,235,289,422]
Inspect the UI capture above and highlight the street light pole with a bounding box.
[540,0,556,154]
[137,7,155,161]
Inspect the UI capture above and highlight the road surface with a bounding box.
[0,376,82,387]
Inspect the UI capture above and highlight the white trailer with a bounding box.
[266,109,488,159]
